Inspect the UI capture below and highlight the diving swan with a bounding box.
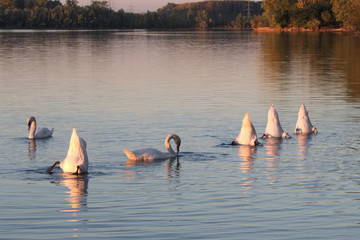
[27,116,54,139]
[123,134,181,161]
[262,105,291,139]
[47,128,88,174]
[295,104,318,134]
[232,112,259,146]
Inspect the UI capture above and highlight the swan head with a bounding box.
[173,135,181,155]
[27,116,36,130]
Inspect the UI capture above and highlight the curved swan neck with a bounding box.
[28,118,36,139]
[165,135,176,156]
[165,134,181,157]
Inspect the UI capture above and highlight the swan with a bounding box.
[262,105,291,139]
[295,104,318,134]
[27,116,54,139]
[47,128,88,174]
[232,112,258,146]
[123,134,181,161]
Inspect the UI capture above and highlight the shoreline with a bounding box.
[253,27,359,34]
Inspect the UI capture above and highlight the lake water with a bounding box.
[0,30,359,239]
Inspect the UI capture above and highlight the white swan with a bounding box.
[262,105,291,139]
[123,134,181,161]
[295,104,318,134]
[47,128,88,174]
[232,112,258,146]
[27,116,54,139]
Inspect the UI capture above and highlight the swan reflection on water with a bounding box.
[166,157,181,179]
[237,145,256,173]
[263,138,282,184]
[236,145,257,192]
[264,138,281,164]
[125,156,180,176]
[61,174,89,211]
[55,174,89,238]
[297,134,312,160]
[28,139,36,160]
[124,156,181,193]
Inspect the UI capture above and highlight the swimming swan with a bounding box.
[47,128,88,174]
[27,116,54,139]
[295,104,318,134]
[123,134,181,161]
[232,112,258,146]
[262,105,291,139]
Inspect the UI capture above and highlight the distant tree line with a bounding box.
[0,0,263,29]
[154,1,263,29]
[0,0,142,28]
[256,0,360,30]
[0,0,359,30]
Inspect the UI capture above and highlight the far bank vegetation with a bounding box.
[0,0,359,30]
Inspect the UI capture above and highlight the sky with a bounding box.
[68,0,202,13]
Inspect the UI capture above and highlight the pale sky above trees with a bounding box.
[67,0,258,13]
[66,0,202,12]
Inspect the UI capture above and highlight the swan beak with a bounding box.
[27,124,30,130]
[176,145,180,155]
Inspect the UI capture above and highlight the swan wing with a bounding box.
[35,127,54,138]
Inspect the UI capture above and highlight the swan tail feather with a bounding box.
[123,149,138,160]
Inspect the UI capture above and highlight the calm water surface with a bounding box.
[0,30,359,239]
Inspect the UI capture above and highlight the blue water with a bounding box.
[0,30,359,239]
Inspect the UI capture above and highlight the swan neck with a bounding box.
[165,136,176,157]
[29,120,36,139]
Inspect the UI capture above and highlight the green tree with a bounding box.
[196,9,208,29]
[63,0,79,27]
[66,0,78,7]
[234,13,249,29]
[49,4,65,28]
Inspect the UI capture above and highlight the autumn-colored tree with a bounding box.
[262,0,293,28]
[331,0,360,29]
[0,0,15,10]
[261,0,340,29]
